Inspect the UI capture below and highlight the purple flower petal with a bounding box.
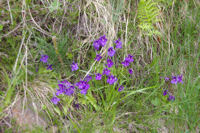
[95,54,102,61]
[125,54,134,63]
[165,77,170,81]
[64,86,75,96]
[171,76,178,84]
[99,35,107,47]
[107,75,118,85]
[118,85,124,92]
[93,40,100,50]
[121,60,130,67]
[115,39,122,49]
[102,68,110,76]
[84,75,92,82]
[128,68,133,74]
[51,96,60,104]
[95,73,102,80]
[107,47,116,57]
[168,95,175,101]
[106,58,114,68]
[163,90,168,96]
[177,75,183,83]
[40,55,48,63]
[71,62,78,72]
[47,64,53,70]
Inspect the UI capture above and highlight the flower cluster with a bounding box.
[51,35,129,104]
[164,75,183,85]
[75,80,90,95]
[162,89,175,101]
[121,54,134,75]
[92,36,127,92]
[162,75,183,101]
[93,35,108,51]
[40,54,53,70]
[51,80,75,104]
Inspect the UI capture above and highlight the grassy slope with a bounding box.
[0,0,199,132]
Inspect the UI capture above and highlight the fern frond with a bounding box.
[137,0,161,36]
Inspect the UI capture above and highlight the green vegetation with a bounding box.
[0,0,199,132]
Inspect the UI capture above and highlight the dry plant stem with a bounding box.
[2,22,23,38]
[6,0,13,25]
[28,7,52,37]
[58,1,66,34]
[52,36,64,67]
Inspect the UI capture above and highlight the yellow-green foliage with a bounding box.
[137,0,161,36]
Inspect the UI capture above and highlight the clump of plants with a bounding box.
[39,35,137,111]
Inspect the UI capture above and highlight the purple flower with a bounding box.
[95,54,102,61]
[171,76,178,84]
[107,47,115,57]
[168,95,175,101]
[107,75,118,85]
[163,90,168,96]
[56,88,64,96]
[118,85,124,92]
[106,58,114,68]
[165,77,170,81]
[121,60,130,67]
[125,54,134,63]
[102,68,110,76]
[99,35,107,47]
[40,55,48,63]
[84,75,92,82]
[51,96,60,104]
[128,68,133,74]
[95,73,102,80]
[93,40,100,50]
[177,75,183,83]
[75,81,87,90]
[76,80,90,94]
[60,80,71,88]
[80,89,88,95]
[115,39,122,49]
[47,64,53,70]
[71,62,78,71]
[74,103,80,109]
[64,86,75,96]
[58,84,66,90]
